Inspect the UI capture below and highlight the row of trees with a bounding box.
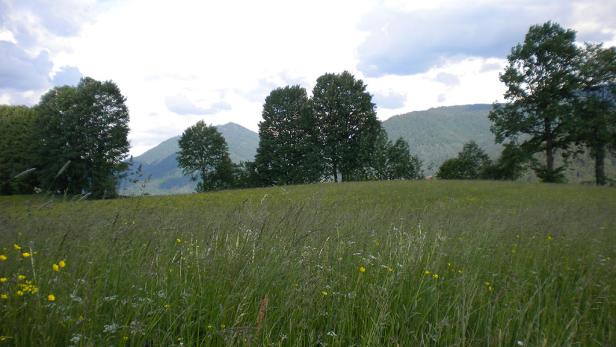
[489,22,616,185]
[436,141,528,180]
[177,72,423,192]
[0,78,130,198]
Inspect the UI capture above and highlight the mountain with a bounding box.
[121,122,259,195]
[382,104,500,172]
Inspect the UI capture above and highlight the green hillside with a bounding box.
[382,104,616,181]
[2,180,615,345]
[381,104,500,172]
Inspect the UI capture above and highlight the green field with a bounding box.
[1,181,615,346]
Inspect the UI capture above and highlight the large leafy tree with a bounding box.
[37,77,130,198]
[177,121,233,192]
[254,86,322,185]
[571,44,616,185]
[489,22,580,183]
[0,105,40,194]
[311,71,381,182]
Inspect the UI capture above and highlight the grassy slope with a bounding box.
[1,181,615,345]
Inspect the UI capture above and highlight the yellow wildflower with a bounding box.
[424,270,431,275]
[21,252,31,258]
[321,291,328,296]
[164,304,171,309]
[47,294,56,302]
[0,277,7,283]
[16,290,24,296]
[546,235,553,241]
[176,238,182,244]
[0,293,8,299]
[432,273,439,279]
[53,264,60,272]
[122,336,129,342]
[58,260,66,268]
[0,255,7,261]
[358,266,366,273]
[13,244,21,251]
[17,275,26,281]
[387,266,394,272]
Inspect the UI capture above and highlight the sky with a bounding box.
[1,0,615,156]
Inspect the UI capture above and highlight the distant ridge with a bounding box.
[382,104,500,172]
[122,122,259,195]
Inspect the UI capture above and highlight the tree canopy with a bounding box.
[0,105,40,194]
[177,121,233,192]
[254,86,322,185]
[436,141,491,180]
[570,44,616,185]
[312,71,381,182]
[36,77,130,198]
[489,21,579,183]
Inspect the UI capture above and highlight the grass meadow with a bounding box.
[0,180,615,346]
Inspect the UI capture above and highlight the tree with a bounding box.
[177,121,233,192]
[489,21,579,183]
[385,138,423,180]
[436,141,491,179]
[353,129,423,180]
[482,142,530,180]
[570,44,616,185]
[36,77,130,198]
[311,71,381,182]
[0,105,40,194]
[254,86,322,185]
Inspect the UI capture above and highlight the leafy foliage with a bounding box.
[569,44,616,185]
[482,143,530,180]
[436,141,491,180]
[364,129,423,180]
[312,71,381,182]
[0,105,40,194]
[254,86,322,185]
[36,77,130,198]
[177,121,233,192]
[489,21,579,183]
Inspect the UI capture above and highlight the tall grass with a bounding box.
[0,180,615,346]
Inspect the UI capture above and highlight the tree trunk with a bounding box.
[595,145,606,186]
[332,161,338,183]
[545,118,554,174]
[546,143,554,173]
